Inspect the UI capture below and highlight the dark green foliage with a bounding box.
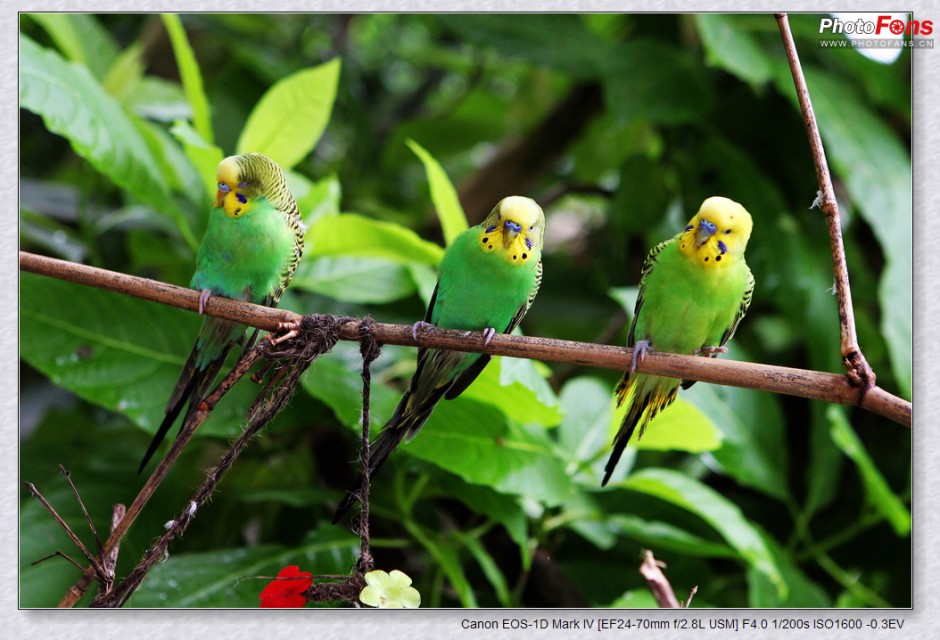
[20,13,910,608]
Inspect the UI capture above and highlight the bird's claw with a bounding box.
[630,340,652,372]
[696,345,728,357]
[411,320,434,343]
[270,320,302,347]
[482,327,497,347]
[198,289,212,315]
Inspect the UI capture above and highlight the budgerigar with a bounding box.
[138,153,305,473]
[603,196,754,485]
[333,196,546,521]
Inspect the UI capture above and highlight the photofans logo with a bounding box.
[818,13,933,62]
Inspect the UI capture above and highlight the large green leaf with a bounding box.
[695,14,773,85]
[27,13,118,80]
[458,357,562,428]
[307,213,444,266]
[828,406,911,536]
[161,14,214,145]
[126,526,359,607]
[556,377,618,483]
[169,120,224,204]
[623,468,785,598]
[20,272,257,438]
[682,372,791,501]
[747,526,831,607]
[409,400,573,506]
[237,58,341,170]
[609,389,723,454]
[437,475,529,566]
[407,138,469,246]
[19,34,197,249]
[291,256,418,304]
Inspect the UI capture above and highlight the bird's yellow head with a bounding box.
[215,153,291,218]
[477,196,545,266]
[677,196,753,269]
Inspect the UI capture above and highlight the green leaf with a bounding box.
[456,531,512,606]
[19,34,197,249]
[27,13,118,80]
[458,357,562,428]
[307,213,445,266]
[135,118,205,209]
[20,273,256,439]
[161,14,213,145]
[683,375,791,501]
[169,120,224,203]
[289,172,341,224]
[403,520,476,607]
[827,406,911,536]
[602,41,713,125]
[611,394,723,453]
[409,400,573,506]
[302,347,402,432]
[623,468,786,598]
[126,526,360,607]
[406,138,469,245]
[609,514,737,559]
[437,475,529,566]
[291,256,417,304]
[237,58,341,170]
[695,14,773,85]
[747,526,831,607]
[556,376,627,484]
[101,43,144,101]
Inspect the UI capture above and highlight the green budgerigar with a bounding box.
[604,196,754,485]
[138,153,305,473]
[333,195,546,521]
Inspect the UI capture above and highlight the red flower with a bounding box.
[259,565,313,608]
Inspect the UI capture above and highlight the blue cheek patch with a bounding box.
[717,240,728,254]
[485,225,497,233]
[236,193,248,204]
[525,236,533,250]
[684,224,694,231]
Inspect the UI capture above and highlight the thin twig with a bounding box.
[91,315,353,607]
[58,347,264,607]
[58,465,102,555]
[639,550,681,608]
[19,252,912,426]
[775,13,876,390]
[23,482,108,583]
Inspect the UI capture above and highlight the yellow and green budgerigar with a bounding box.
[603,196,754,486]
[138,153,305,473]
[333,195,546,521]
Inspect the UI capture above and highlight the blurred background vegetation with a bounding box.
[20,13,911,608]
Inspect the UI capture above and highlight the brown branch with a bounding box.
[90,315,354,607]
[59,347,264,607]
[776,13,876,390]
[639,550,685,608]
[20,251,911,427]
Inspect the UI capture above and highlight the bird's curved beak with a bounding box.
[696,218,717,246]
[503,219,523,248]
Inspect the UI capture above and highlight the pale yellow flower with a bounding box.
[359,569,421,608]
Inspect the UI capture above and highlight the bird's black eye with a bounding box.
[725,229,731,234]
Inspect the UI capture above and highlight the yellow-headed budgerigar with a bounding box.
[603,196,754,485]
[333,196,545,521]
[138,153,305,473]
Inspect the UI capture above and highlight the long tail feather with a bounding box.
[137,342,231,474]
[602,373,678,486]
